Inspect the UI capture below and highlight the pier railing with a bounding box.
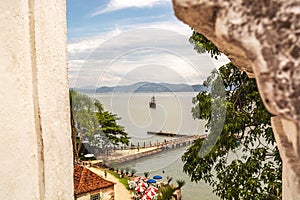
[107,134,207,164]
[114,134,207,150]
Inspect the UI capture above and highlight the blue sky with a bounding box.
[67,0,178,39]
[67,0,229,87]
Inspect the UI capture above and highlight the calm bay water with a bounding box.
[91,92,218,200]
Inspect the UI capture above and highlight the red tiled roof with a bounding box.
[74,164,115,195]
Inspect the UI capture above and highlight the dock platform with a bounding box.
[107,134,207,164]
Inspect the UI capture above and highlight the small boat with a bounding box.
[149,96,156,108]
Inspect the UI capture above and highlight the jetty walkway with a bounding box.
[106,134,207,164]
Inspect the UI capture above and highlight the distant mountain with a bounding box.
[90,82,208,93]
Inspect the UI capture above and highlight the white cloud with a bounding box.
[69,46,213,88]
[91,0,170,16]
[68,26,227,88]
[68,26,122,55]
[67,22,191,66]
[120,20,191,36]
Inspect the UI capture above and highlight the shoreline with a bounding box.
[103,134,205,164]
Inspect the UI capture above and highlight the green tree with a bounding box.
[157,185,176,200]
[182,32,282,199]
[143,171,149,178]
[189,31,221,59]
[175,179,185,190]
[70,90,130,161]
[167,177,173,185]
[130,168,137,177]
[96,111,129,145]
[70,90,101,160]
[157,178,185,200]
[124,166,131,176]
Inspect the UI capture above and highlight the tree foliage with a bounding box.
[157,186,176,200]
[96,111,129,145]
[182,32,282,199]
[189,31,221,59]
[70,90,130,160]
[157,179,185,200]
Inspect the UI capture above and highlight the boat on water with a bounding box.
[149,96,156,108]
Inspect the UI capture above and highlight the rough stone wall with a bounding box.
[0,0,73,199]
[172,0,300,199]
[172,0,300,123]
[272,117,300,200]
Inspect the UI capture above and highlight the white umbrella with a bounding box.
[135,186,146,193]
[135,176,147,183]
[146,186,158,193]
[128,180,137,190]
[139,182,148,187]
[141,194,152,200]
[84,154,94,158]
[145,190,156,198]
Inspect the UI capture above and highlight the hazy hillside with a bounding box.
[75,82,208,93]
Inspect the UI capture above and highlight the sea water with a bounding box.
[92,92,218,200]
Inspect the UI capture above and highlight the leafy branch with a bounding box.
[182,31,282,199]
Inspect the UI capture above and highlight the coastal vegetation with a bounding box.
[156,179,185,200]
[107,164,185,200]
[69,90,130,161]
[182,31,282,199]
[130,169,137,177]
[109,170,131,190]
[144,172,150,178]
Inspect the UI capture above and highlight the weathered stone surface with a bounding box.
[271,117,300,200]
[172,0,300,122]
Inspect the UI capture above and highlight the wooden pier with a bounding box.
[107,134,207,164]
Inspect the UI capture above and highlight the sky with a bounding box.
[67,0,230,88]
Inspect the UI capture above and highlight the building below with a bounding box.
[74,164,115,200]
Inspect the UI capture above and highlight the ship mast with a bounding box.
[149,95,156,109]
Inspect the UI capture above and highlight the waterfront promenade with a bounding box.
[106,134,207,164]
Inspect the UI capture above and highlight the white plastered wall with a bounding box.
[0,0,73,199]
